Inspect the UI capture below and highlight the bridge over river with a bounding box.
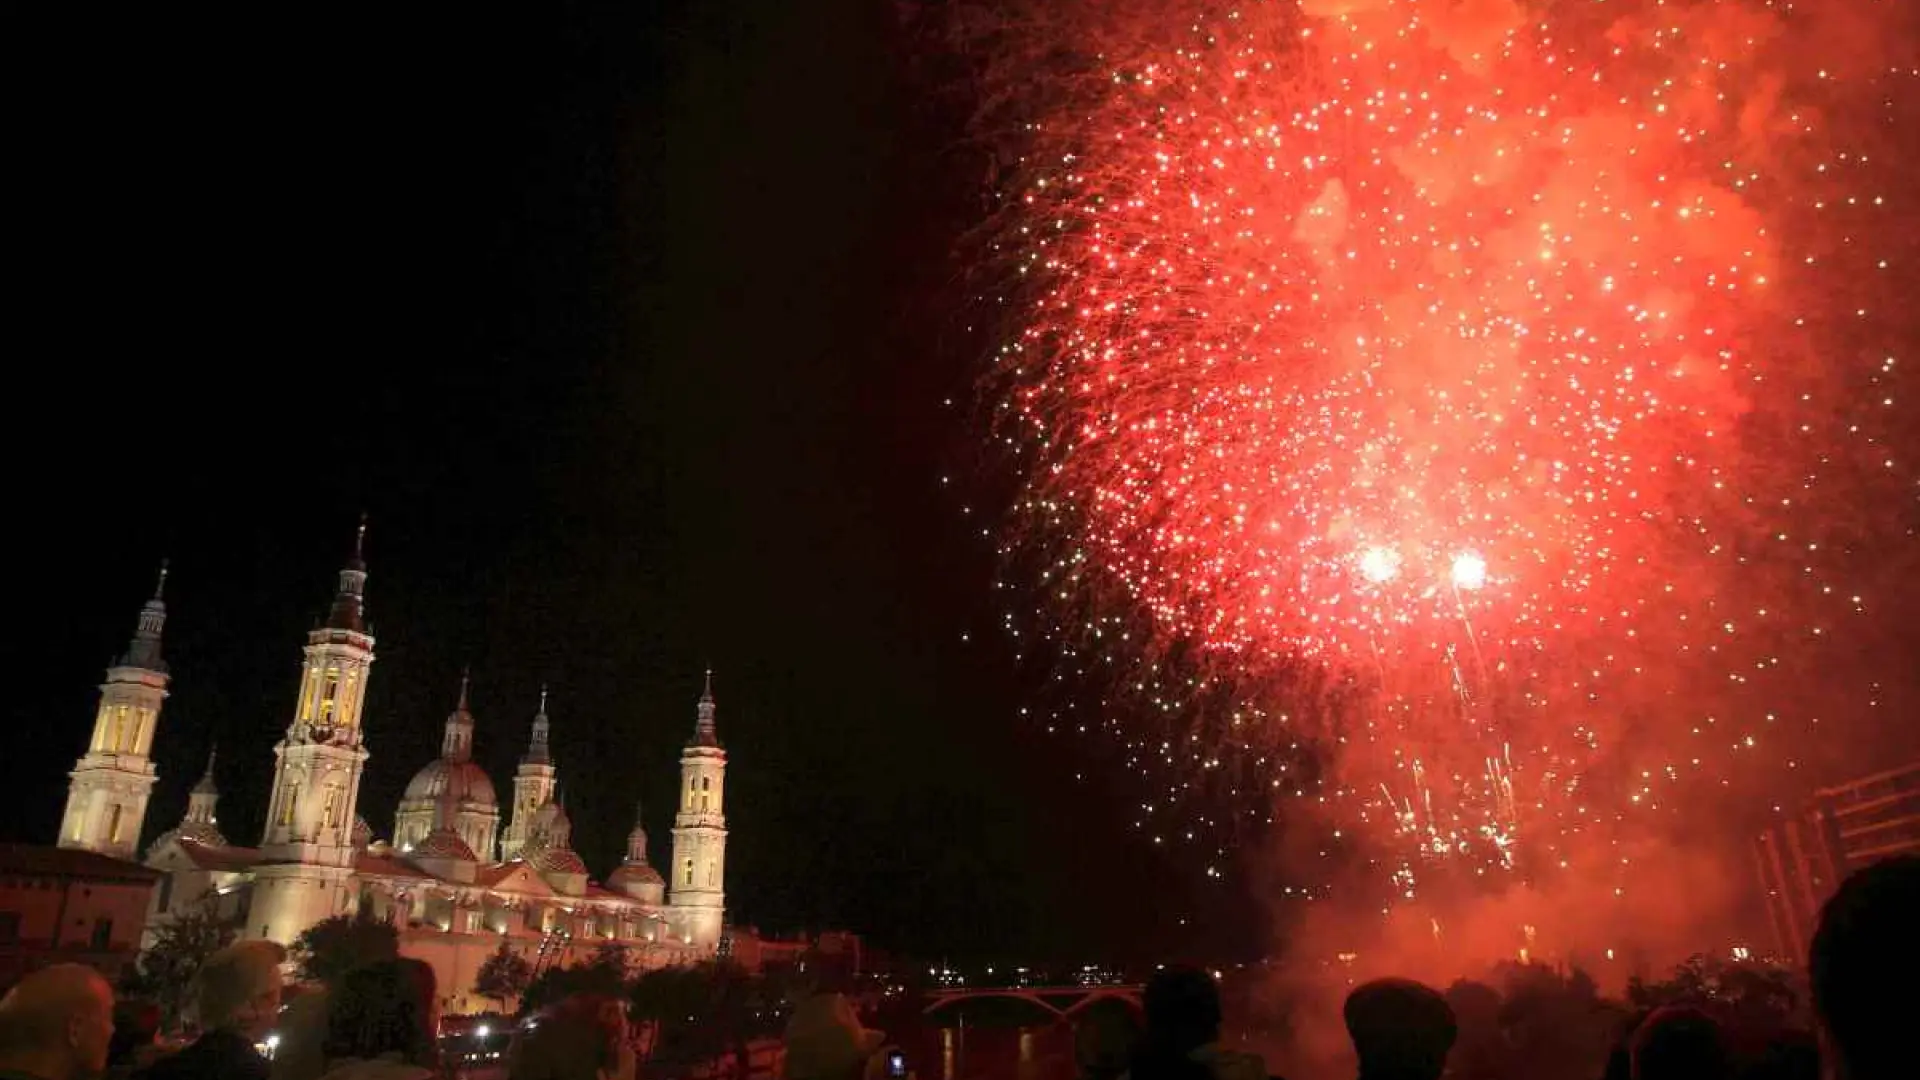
[920,984,1143,1019]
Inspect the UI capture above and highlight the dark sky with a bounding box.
[8,2,1254,965]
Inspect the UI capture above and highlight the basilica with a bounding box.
[54,525,730,1009]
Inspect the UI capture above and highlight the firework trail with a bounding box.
[964,0,1919,937]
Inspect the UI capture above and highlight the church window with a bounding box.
[301,665,320,720]
[281,787,298,827]
[111,707,129,752]
[342,669,359,725]
[706,860,716,887]
[131,709,149,753]
[319,667,340,722]
[683,858,694,887]
[107,805,123,845]
[322,789,339,829]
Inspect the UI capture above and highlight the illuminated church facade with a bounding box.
[56,528,730,1009]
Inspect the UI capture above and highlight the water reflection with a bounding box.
[915,1023,1071,1080]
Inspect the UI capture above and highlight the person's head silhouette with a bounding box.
[1344,978,1455,1080]
[1810,854,1920,1080]
[1629,1005,1725,1080]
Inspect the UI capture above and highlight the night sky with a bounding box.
[9,3,1252,965]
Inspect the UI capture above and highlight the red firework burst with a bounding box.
[970,0,1919,910]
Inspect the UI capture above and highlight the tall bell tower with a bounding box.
[500,686,558,862]
[668,671,727,949]
[59,563,171,859]
[247,520,375,944]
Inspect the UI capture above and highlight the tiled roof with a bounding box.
[353,852,432,881]
[174,839,263,872]
[0,844,164,883]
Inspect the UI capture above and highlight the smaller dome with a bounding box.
[528,801,573,844]
[403,759,499,808]
[533,845,588,876]
[351,816,374,849]
[608,862,664,889]
[410,827,478,863]
[150,820,226,854]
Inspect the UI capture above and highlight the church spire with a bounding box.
[118,559,169,672]
[690,668,719,748]
[523,684,552,766]
[442,668,475,763]
[327,515,369,632]
[192,743,219,796]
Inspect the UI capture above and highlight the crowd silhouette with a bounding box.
[0,854,1911,1080]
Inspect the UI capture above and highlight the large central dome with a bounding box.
[403,758,498,807]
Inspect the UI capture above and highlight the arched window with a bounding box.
[701,777,711,791]
[111,706,129,752]
[342,669,360,726]
[683,858,695,886]
[706,859,716,887]
[107,805,124,845]
[319,666,341,722]
[301,665,321,720]
[281,787,298,827]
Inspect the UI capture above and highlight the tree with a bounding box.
[473,940,534,1013]
[121,897,239,1027]
[520,959,628,1016]
[293,910,400,985]
[590,940,629,976]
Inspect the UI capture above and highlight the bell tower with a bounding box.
[247,520,376,944]
[668,670,727,949]
[500,685,558,861]
[59,562,171,858]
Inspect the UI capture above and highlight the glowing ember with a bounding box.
[1358,547,1401,586]
[1450,554,1488,593]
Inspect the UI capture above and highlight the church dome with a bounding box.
[411,826,478,863]
[403,758,498,808]
[607,862,663,889]
[527,801,573,846]
[532,844,588,876]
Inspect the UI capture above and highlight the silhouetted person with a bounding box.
[314,959,439,1080]
[1745,1029,1820,1080]
[106,1000,163,1080]
[779,991,880,1080]
[1629,1006,1725,1080]
[1342,979,1455,1080]
[1074,999,1143,1080]
[0,964,116,1080]
[1809,854,1920,1080]
[139,940,286,1080]
[269,987,331,1080]
[1129,967,1265,1080]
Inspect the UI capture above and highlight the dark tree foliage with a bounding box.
[292,910,400,985]
[120,897,240,1027]
[473,940,535,1011]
